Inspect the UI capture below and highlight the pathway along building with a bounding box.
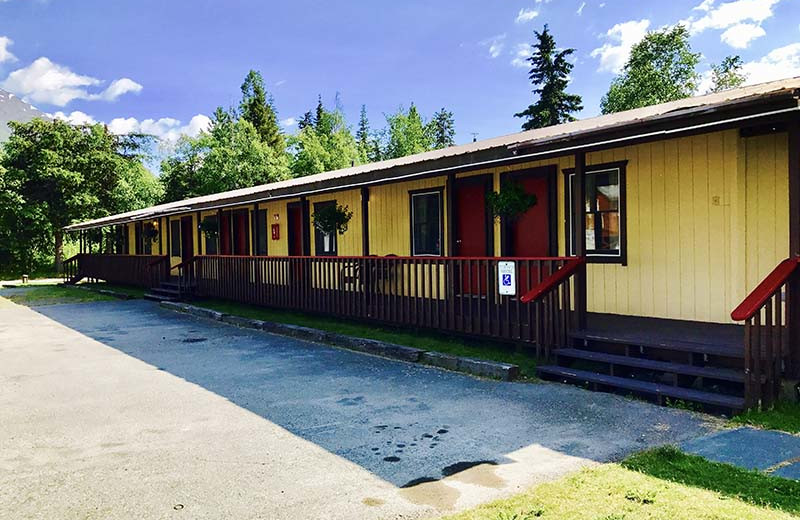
[65,78,800,412]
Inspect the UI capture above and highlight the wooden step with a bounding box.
[555,348,744,383]
[144,293,178,302]
[569,330,743,359]
[537,365,745,410]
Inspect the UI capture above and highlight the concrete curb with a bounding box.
[159,301,519,380]
[73,285,135,300]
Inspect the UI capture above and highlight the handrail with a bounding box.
[170,256,196,272]
[148,256,169,267]
[520,257,586,303]
[731,257,800,321]
[63,254,81,264]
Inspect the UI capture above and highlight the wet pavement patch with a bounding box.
[441,460,498,477]
[182,337,207,343]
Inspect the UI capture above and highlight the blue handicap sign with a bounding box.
[502,274,512,286]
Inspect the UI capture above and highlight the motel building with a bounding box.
[65,78,800,413]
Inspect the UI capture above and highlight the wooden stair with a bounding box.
[537,315,747,413]
[144,281,193,302]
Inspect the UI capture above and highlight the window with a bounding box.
[204,216,219,255]
[313,201,338,256]
[170,219,181,257]
[410,190,442,256]
[255,209,268,256]
[567,162,626,262]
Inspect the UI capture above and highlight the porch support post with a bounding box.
[251,203,258,255]
[361,187,370,256]
[788,121,800,377]
[196,211,203,256]
[165,218,171,259]
[446,173,455,256]
[217,208,223,255]
[573,151,588,330]
[300,196,310,256]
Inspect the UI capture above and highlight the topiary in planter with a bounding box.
[486,181,537,221]
[312,203,353,235]
[199,217,219,239]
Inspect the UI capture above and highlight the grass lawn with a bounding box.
[732,400,800,435]
[200,299,539,379]
[443,447,800,520]
[0,285,115,306]
[80,282,147,299]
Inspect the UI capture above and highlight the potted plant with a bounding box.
[142,222,159,242]
[312,203,353,235]
[199,217,219,239]
[486,181,537,221]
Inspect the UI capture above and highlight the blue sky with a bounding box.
[1,0,799,147]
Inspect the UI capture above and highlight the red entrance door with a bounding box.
[505,169,553,293]
[233,211,249,255]
[455,177,491,295]
[287,204,305,256]
[220,212,231,255]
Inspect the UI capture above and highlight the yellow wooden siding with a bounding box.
[369,178,447,256]
[118,128,788,325]
[126,223,136,254]
[308,189,363,256]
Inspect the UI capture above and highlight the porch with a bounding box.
[62,252,799,413]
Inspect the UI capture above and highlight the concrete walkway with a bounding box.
[1,298,718,519]
[683,427,800,480]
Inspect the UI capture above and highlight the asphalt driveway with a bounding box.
[0,298,719,519]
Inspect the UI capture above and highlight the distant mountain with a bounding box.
[0,89,46,141]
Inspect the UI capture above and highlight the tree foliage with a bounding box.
[384,104,431,159]
[289,102,358,176]
[0,119,162,272]
[515,25,583,130]
[239,70,284,153]
[601,25,700,114]
[427,108,456,149]
[709,55,747,93]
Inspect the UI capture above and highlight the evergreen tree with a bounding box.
[385,103,432,159]
[709,55,747,93]
[289,106,359,176]
[239,70,285,152]
[356,104,371,163]
[314,94,324,129]
[600,25,700,113]
[298,110,314,130]
[514,25,583,130]
[426,108,456,149]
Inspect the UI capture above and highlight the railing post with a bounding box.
[788,120,800,378]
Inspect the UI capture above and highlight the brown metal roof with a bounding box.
[66,76,800,231]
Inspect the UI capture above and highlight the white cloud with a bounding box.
[0,57,142,106]
[577,2,586,15]
[685,0,782,47]
[281,117,297,128]
[590,19,650,73]
[480,34,506,59]
[106,114,211,141]
[740,42,800,84]
[511,43,532,68]
[720,22,766,48]
[515,8,539,23]
[51,110,97,125]
[0,36,16,64]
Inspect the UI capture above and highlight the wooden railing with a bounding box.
[171,257,197,294]
[193,255,579,354]
[61,254,82,284]
[77,254,169,288]
[731,257,800,409]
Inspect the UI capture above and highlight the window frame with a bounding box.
[408,187,444,257]
[564,160,627,265]
[313,200,338,257]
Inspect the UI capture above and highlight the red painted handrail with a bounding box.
[520,257,586,303]
[731,257,800,321]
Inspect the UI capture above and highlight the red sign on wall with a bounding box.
[271,223,280,240]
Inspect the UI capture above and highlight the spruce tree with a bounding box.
[427,108,455,149]
[239,70,284,153]
[514,25,583,130]
[356,105,371,162]
[314,94,324,129]
[298,111,314,130]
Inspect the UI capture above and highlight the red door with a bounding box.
[220,212,231,255]
[234,211,248,255]
[455,177,490,295]
[288,204,304,256]
[506,172,552,294]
